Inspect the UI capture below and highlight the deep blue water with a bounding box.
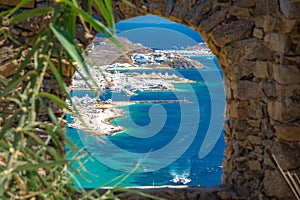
[66,56,226,188]
[97,23,204,49]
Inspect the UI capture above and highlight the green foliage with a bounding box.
[0,0,161,199]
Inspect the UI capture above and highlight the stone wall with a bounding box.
[1,0,300,199]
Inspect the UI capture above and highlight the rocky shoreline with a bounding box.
[165,57,206,69]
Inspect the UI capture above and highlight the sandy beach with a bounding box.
[67,97,136,136]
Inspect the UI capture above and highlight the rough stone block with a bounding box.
[296,43,300,54]
[248,101,263,119]
[232,141,246,158]
[148,0,167,15]
[228,6,250,19]
[185,0,213,26]
[265,33,292,54]
[281,56,300,65]
[262,80,277,99]
[236,80,264,100]
[280,0,300,18]
[248,119,261,127]
[248,135,262,145]
[244,39,273,61]
[247,159,261,171]
[268,98,300,122]
[254,61,270,79]
[233,128,248,140]
[236,120,249,131]
[273,64,300,85]
[264,148,276,168]
[263,15,276,33]
[224,39,273,63]
[255,0,279,16]
[234,0,256,8]
[272,141,300,170]
[276,16,296,34]
[163,0,175,16]
[254,16,264,28]
[218,190,237,200]
[199,9,227,32]
[267,101,284,121]
[119,1,138,18]
[275,124,300,141]
[264,169,294,199]
[223,44,242,64]
[211,20,254,47]
[253,147,264,157]
[291,87,300,101]
[283,101,300,121]
[171,0,192,19]
[229,100,248,119]
[253,28,264,39]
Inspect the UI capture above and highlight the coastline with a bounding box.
[67,98,190,137]
[68,101,136,137]
[68,55,208,136]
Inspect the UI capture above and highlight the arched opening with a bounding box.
[70,1,300,198]
[66,14,226,188]
[1,1,299,199]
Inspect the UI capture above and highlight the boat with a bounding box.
[67,123,77,129]
[171,175,191,185]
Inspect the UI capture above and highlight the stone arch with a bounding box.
[1,0,300,199]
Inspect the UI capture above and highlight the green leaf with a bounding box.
[1,0,32,17]
[39,96,64,134]
[50,26,84,65]
[0,28,21,45]
[0,109,21,139]
[64,9,76,38]
[0,70,36,99]
[58,0,113,38]
[48,59,76,113]
[42,123,64,153]
[51,25,95,82]
[23,131,61,160]
[8,36,45,88]
[8,7,54,24]
[38,92,73,114]
[88,0,93,15]
[104,0,115,33]
[93,0,114,32]
[14,160,70,172]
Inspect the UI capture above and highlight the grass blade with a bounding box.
[0,0,32,17]
[14,160,70,172]
[8,7,54,24]
[38,92,73,114]
[0,70,36,98]
[50,25,97,87]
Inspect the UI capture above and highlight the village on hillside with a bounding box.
[85,37,212,69]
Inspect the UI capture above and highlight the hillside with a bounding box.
[86,37,206,69]
[85,37,153,66]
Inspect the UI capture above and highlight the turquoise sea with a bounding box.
[66,56,226,188]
